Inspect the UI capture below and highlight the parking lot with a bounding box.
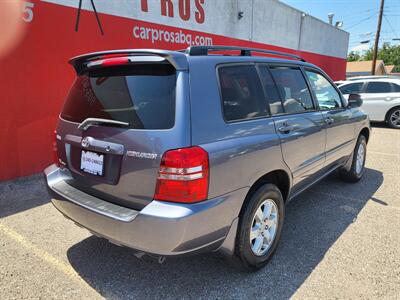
[0,125,399,299]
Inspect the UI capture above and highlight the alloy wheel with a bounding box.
[355,142,365,174]
[390,110,400,128]
[249,199,278,256]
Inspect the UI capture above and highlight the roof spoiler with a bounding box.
[69,49,188,74]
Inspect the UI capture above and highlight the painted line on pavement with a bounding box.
[0,222,92,288]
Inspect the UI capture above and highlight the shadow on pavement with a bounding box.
[0,174,51,218]
[66,168,383,299]
[370,122,391,129]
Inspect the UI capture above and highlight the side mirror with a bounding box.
[348,94,363,108]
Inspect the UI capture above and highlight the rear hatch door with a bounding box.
[56,53,190,210]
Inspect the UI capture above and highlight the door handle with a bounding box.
[278,124,295,133]
[325,117,334,125]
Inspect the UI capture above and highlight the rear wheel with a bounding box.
[339,135,367,182]
[386,107,400,129]
[235,184,284,271]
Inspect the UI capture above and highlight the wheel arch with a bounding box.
[359,127,370,143]
[240,170,291,217]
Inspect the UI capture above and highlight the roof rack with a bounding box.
[186,46,306,62]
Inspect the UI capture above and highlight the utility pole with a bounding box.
[371,0,385,75]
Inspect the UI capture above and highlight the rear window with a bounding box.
[365,82,391,94]
[61,64,176,129]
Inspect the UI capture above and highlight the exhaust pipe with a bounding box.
[134,251,166,264]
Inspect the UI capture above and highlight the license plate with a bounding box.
[80,151,104,176]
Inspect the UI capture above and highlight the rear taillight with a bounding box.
[154,146,209,203]
[52,130,59,166]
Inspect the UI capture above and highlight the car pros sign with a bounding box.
[140,0,205,24]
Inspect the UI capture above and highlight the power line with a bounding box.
[345,12,378,30]
[339,8,380,19]
[383,14,399,38]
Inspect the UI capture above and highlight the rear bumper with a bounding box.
[45,164,247,256]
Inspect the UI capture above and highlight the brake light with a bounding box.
[154,146,209,203]
[100,57,129,66]
[86,57,130,68]
[52,130,59,166]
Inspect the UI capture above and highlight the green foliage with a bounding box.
[363,48,373,61]
[347,43,400,72]
[377,43,400,66]
[347,51,361,62]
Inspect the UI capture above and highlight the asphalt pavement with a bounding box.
[0,125,399,299]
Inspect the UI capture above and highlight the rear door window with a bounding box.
[218,65,268,122]
[365,82,392,94]
[269,67,314,114]
[61,64,176,129]
[339,82,364,94]
[305,70,342,110]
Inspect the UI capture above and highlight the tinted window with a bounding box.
[61,64,176,129]
[339,82,363,94]
[306,71,342,109]
[365,82,392,93]
[258,66,283,115]
[391,83,400,92]
[218,65,268,122]
[269,67,314,114]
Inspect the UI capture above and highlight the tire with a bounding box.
[235,184,285,271]
[386,107,400,129]
[339,135,367,182]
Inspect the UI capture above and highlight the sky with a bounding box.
[280,0,400,53]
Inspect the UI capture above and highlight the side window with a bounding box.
[391,83,400,93]
[305,70,342,110]
[365,82,392,93]
[218,65,268,122]
[258,66,283,115]
[269,67,314,114]
[338,82,364,95]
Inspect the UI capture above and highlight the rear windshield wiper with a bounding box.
[78,118,130,131]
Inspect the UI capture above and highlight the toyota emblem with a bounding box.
[81,137,90,148]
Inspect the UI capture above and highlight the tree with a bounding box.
[377,43,400,67]
[347,51,361,61]
[347,43,400,72]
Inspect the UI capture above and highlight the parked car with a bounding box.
[334,80,348,86]
[338,78,400,128]
[45,46,370,270]
[346,75,397,81]
[334,76,398,86]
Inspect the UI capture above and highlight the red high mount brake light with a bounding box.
[154,146,209,203]
[100,57,129,66]
[86,57,130,68]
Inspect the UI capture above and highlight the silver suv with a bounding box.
[45,46,370,270]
